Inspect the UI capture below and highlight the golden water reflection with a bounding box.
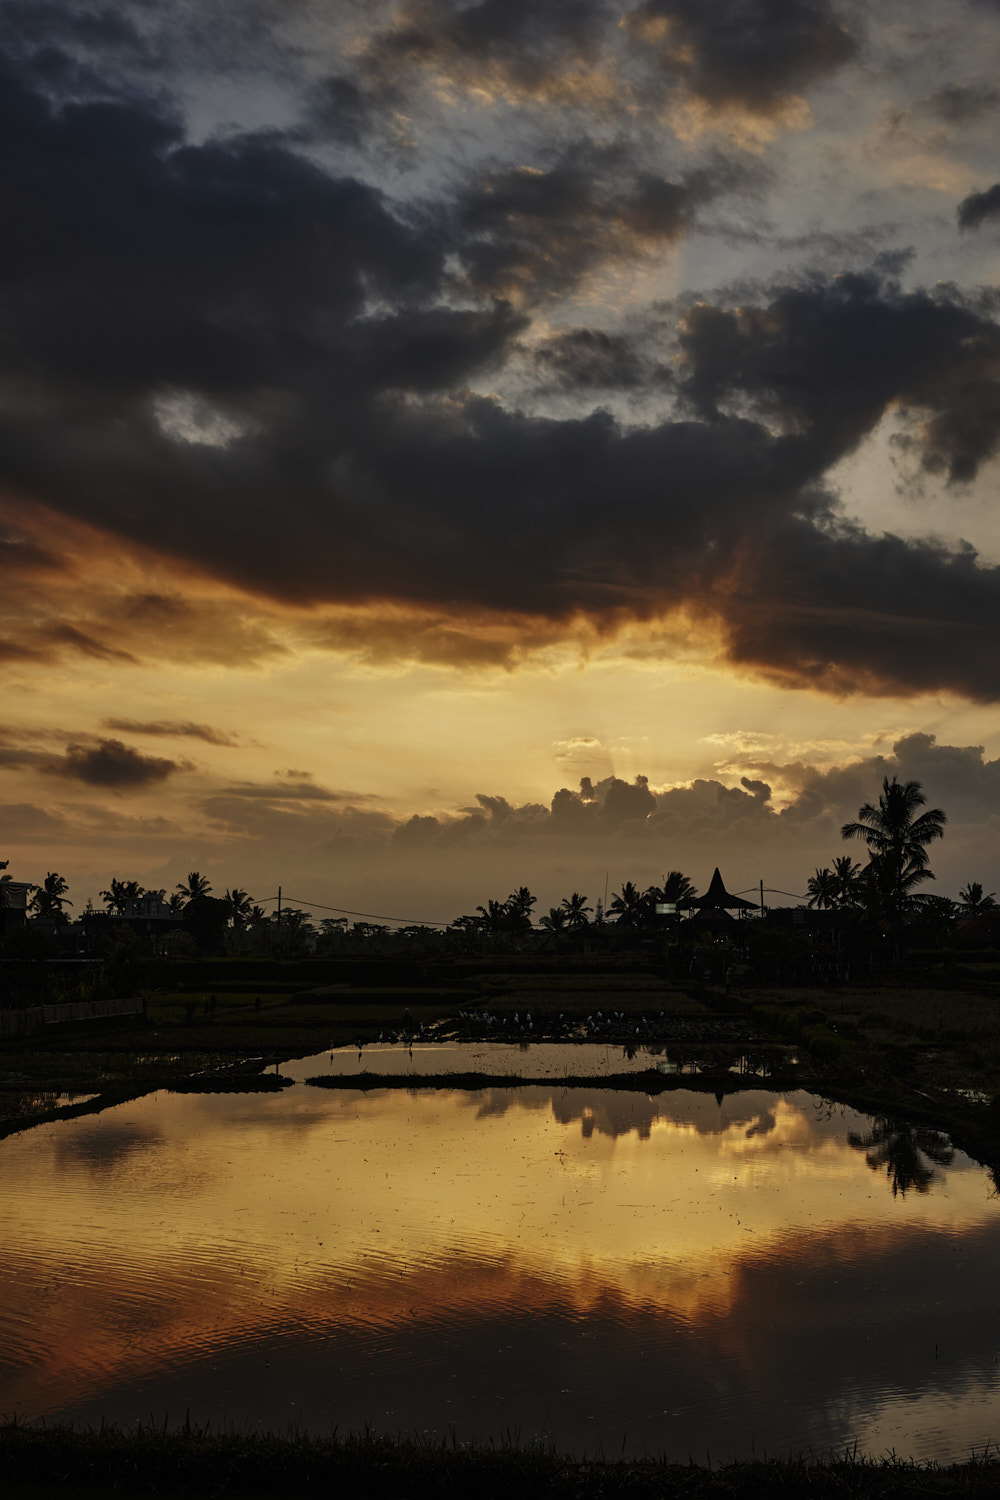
[2,1083,998,1461]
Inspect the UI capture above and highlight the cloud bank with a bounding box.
[2,0,1000,712]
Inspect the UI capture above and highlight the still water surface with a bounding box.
[2,1052,999,1462]
[281,1040,716,1079]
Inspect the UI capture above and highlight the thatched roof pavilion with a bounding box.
[687,868,757,924]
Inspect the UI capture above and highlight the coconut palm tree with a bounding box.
[610,880,645,927]
[659,871,696,906]
[541,907,568,932]
[806,867,839,910]
[505,887,536,932]
[475,899,510,935]
[829,855,861,907]
[175,871,213,904]
[100,878,145,913]
[958,881,997,916]
[560,892,592,926]
[841,777,946,924]
[224,887,254,928]
[30,872,72,918]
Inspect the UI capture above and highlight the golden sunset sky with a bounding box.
[4,0,1000,921]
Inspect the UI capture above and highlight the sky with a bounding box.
[4,0,1000,922]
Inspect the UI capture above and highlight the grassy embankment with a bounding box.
[3,1420,1000,1500]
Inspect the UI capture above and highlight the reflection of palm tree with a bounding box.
[841,777,946,924]
[848,1117,954,1197]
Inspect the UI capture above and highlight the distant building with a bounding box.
[114,895,175,921]
[0,880,33,935]
[686,868,758,927]
[107,894,183,937]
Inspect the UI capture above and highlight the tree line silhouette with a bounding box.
[4,776,996,951]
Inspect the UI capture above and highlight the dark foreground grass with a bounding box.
[3,1422,1000,1500]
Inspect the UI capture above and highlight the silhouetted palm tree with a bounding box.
[100,878,145,913]
[560,892,592,926]
[30,872,72,918]
[610,881,645,927]
[841,777,946,924]
[541,907,568,931]
[224,887,254,928]
[506,887,536,931]
[475,899,510,935]
[806,867,838,909]
[659,871,696,906]
[831,855,862,907]
[958,881,997,916]
[176,871,213,904]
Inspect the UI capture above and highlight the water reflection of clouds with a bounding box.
[1,1084,997,1458]
[6,1212,1000,1463]
[461,1084,860,1158]
[53,1118,164,1174]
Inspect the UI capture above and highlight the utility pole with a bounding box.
[760,878,765,916]
[275,885,282,955]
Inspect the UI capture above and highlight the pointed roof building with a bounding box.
[687,868,757,923]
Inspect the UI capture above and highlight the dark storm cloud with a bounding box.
[528,327,655,392]
[957,183,1000,230]
[0,73,446,403]
[102,718,240,745]
[675,272,1000,481]
[0,640,48,664]
[56,738,181,789]
[5,40,1000,703]
[627,0,858,114]
[356,0,616,105]
[0,532,63,573]
[43,624,137,663]
[905,83,1000,126]
[346,0,859,127]
[455,145,733,301]
[214,778,346,802]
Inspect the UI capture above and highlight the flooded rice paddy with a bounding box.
[2,1042,999,1463]
[281,1040,762,1081]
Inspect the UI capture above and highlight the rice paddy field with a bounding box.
[3,952,1000,1493]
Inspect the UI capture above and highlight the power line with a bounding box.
[253,894,452,928]
[736,886,807,901]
